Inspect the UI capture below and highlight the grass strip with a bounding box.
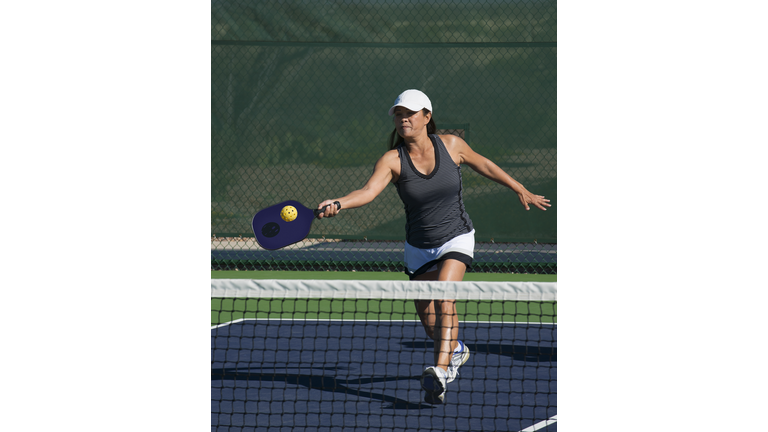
[211,270,556,282]
[212,298,556,325]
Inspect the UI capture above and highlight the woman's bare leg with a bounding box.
[414,259,466,372]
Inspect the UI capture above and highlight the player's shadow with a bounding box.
[211,368,433,410]
[402,341,557,362]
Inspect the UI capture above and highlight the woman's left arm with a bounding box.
[442,134,551,211]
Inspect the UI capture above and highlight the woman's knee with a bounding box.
[434,299,457,315]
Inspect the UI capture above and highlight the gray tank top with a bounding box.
[395,134,474,248]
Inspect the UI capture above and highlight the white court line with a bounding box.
[211,318,557,330]
[211,318,250,329]
[519,415,557,431]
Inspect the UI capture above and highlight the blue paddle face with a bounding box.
[252,200,315,250]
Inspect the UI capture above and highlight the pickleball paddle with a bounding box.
[251,200,341,250]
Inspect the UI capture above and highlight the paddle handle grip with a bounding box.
[314,201,341,218]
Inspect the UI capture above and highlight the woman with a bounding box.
[317,89,550,404]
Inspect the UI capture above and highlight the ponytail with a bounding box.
[426,116,436,135]
[388,129,403,150]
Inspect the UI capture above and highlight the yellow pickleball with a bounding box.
[280,205,298,222]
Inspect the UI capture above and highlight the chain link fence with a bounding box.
[212,0,556,274]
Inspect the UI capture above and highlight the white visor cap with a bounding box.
[388,89,433,116]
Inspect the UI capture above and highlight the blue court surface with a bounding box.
[212,320,557,431]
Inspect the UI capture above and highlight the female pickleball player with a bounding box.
[317,89,551,404]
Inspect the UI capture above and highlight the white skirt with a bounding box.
[404,230,475,278]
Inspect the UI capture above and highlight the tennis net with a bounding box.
[211,279,557,432]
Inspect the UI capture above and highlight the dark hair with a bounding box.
[388,109,437,150]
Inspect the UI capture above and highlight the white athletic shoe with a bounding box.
[421,366,448,404]
[447,340,470,383]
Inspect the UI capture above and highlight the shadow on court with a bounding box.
[401,341,557,362]
[211,368,433,410]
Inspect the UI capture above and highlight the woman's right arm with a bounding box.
[316,150,398,218]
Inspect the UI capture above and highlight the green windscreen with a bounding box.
[211,0,556,244]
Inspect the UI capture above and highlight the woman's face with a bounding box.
[393,107,431,139]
